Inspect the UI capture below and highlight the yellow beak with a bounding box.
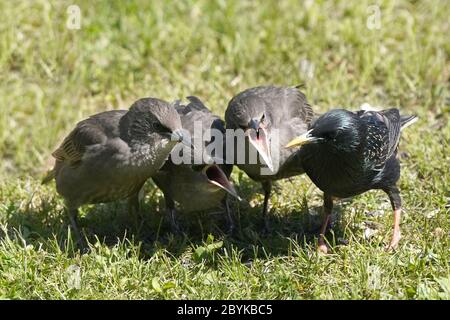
[285,131,314,148]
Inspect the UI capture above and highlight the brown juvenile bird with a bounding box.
[42,97,189,240]
[286,108,417,252]
[152,96,240,233]
[225,85,314,230]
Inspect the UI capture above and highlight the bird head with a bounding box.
[191,164,241,201]
[285,109,361,152]
[225,96,274,171]
[125,97,192,148]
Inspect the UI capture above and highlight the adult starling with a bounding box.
[152,96,240,233]
[286,108,417,252]
[225,85,314,230]
[42,97,190,240]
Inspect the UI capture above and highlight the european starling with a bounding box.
[286,108,417,252]
[225,85,314,230]
[42,97,189,240]
[152,96,240,233]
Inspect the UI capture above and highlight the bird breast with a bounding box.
[164,166,226,212]
[302,145,368,198]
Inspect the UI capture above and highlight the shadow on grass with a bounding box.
[2,178,352,261]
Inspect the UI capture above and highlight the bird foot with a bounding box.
[77,240,90,254]
[226,223,235,236]
[170,222,184,236]
[132,220,145,237]
[66,221,88,252]
[317,238,329,254]
[385,230,401,251]
[68,229,88,253]
[166,208,184,236]
[262,221,272,235]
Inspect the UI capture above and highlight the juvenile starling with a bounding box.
[42,97,189,240]
[225,85,314,230]
[286,108,417,252]
[152,96,240,233]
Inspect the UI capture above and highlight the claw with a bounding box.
[318,237,329,254]
[385,229,401,251]
[167,208,182,235]
[386,208,402,251]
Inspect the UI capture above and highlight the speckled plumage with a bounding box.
[300,109,414,200]
[293,108,417,251]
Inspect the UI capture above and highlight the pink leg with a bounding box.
[386,208,401,250]
[318,214,331,254]
[318,194,333,254]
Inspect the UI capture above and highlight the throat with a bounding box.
[128,139,176,171]
[302,144,361,190]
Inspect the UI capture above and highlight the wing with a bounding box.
[359,109,402,170]
[185,96,210,112]
[174,96,214,134]
[173,96,227,164]
[281,86,314,126]
[52,118,108,166]
[379,109,402,160]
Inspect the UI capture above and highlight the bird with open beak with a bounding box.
[225,85,314,231]
[152,96,241,234]
[286,108,417,253]
[42,97,191,243]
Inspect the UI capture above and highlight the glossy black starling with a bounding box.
[286,108,417,252]
[153,96,240,233]
[42,97,189,240]
[225,85,314,230]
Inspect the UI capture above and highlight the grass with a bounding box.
[0,0,449,299]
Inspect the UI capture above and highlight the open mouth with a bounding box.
[203,165,241,200]
[247,128,274,171]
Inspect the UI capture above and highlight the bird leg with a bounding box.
[318,194,333,254]
[66,207,85,248]
[127,193,140,213]
[384,186,402,250]
[128,193,142,234]
[261,180,272,233]
[165,196,181,234]
[222,195,235,234]
[388,209,402,250]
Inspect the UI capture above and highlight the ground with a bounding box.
[0,0,449,299]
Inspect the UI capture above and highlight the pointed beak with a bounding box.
[285,130,316,148]
[247,127,274,171]
[202,165,242,201]
[171,129,193,148]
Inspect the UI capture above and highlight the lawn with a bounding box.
[0,0,448,299]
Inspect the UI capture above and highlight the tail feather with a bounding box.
[400,115,418,130]
[186,96,209,111]
[41,169,55,185]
